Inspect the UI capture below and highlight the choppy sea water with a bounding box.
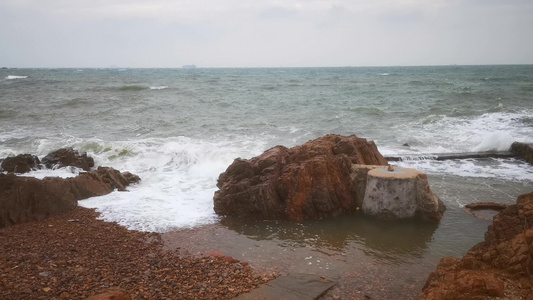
[1,66,533,297]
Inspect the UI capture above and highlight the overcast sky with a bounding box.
[1,0,532,68]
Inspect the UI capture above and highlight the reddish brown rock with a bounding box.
[42,147,95,171]
[0,167,140,228]
[420,192,533,299]
[86,288,131,300]
[213,134,388,221]
[0,154,40,173]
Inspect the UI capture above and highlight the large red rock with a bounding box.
[213,134,388,221]
[420,192,533,299]
[0,167,140,228]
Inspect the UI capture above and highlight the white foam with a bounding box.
[396,158,533,181]
[6,75,28,79]
[19,167,81,179]
[391,111,533,155]
[471,132,515,152]
[78,136,267,232]
[150,86,168,90]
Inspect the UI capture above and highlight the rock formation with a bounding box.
[42,147,95,171]
[213,134,389,221]
[510,141,533,165]
[420,192,533,299]
[0,167,140,228]
[0,154,41,173]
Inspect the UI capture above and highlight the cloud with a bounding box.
[0,0,532,67]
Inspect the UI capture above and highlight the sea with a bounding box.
[1,66,532,298]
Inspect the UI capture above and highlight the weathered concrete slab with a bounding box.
[236,273,336,300]
[361,167,445,221]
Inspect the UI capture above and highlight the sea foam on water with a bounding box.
[79,136,267,232]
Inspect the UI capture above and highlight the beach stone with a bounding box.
[42,148,95,171]
[85,288,131,300]
[214,134,388,221]
[420,192,533,299]
[362,167,445,221]
[0,154,40,173]
[0,167,140,228]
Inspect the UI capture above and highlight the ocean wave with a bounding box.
[119,85,149,91]
[396,158,533,182]
[391,110,533,155]
[149,86,168,90]
[348,107,385,116]
[76,136,268,232]
[6,75,28,80]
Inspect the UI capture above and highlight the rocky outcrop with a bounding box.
[213,134,388,221]
[420,192,533,299]
[510,142,533,165]
[41,148,95,171]
[0,167,140,228]
[0,154,41,173]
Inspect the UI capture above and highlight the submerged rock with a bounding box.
[41,147,95,171]
[420,192,533,299]
[0,167,140,228]
[0,154,41,173]
[213,134,388,221]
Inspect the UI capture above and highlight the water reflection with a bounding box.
[219,214,439,265]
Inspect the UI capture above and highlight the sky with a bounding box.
[1,0,532,68]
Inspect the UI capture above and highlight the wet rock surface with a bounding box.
[0,167,140,228]
[0,154,41,173]
[420,192,533,299]
[0,207,275,300]
[510,141,533,165]
[42,148,95,171]
[214,134,388,221]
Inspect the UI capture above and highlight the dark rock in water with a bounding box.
[510,141,533,165]
[42,148,95,171]
[420,192,533,299]
[0,167,140,228]
[0,154,41,173]
[213,134,388,221]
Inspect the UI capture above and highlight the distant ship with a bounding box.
[182,65,197,69]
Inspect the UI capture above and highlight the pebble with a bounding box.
[0,207,277,299]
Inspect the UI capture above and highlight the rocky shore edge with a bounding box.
[1,148,277,299]
[420,191,533,299]
[0,206,276,299]
[2,141,533,299]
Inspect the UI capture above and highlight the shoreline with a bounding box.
[0,206,275,299]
